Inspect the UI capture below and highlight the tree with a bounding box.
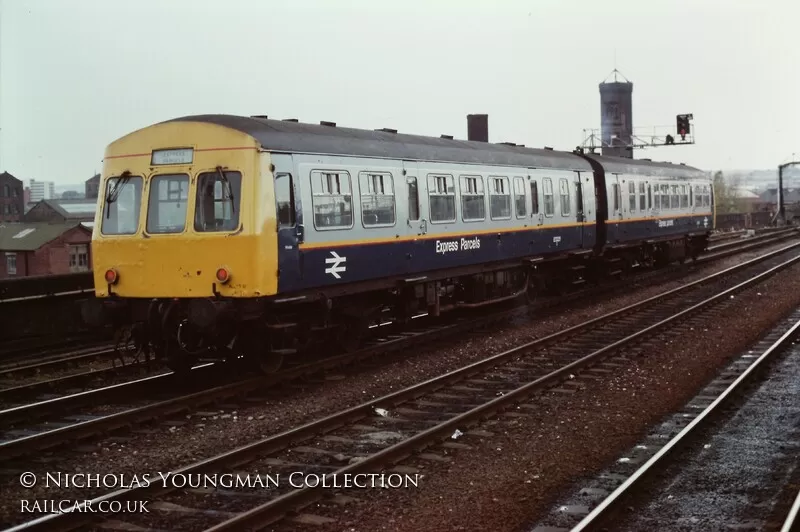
[712,171,746,213]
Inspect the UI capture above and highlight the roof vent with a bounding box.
[642,158,652,161]
[320,121,336,127]
[440,134,454,139]
[282,118,299,122]
[544,146,554,151]
[250,115,268,119]
[498,142,516,146]
[376,128,397,134]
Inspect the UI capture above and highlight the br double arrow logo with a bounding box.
[324,251,347,279]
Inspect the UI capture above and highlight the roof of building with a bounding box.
[36,199,97,220]
[731,187,761,199]
[0,222,90,251]
[86,173,100,184]
[0,171,22,184]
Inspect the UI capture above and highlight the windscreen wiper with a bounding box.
[216,166,235,214]
[105,171,132,219]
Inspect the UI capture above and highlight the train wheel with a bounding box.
[256,350,285,374]
[237,329,285,375]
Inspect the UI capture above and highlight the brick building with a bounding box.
[85,173,100,199]
[0,222,92,278]
[23,199,97,224]
[0,172,25,222]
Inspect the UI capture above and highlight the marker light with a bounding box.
[104,268,119,285]
[215,267,231,284]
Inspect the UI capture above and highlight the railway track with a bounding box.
[7,239,800,531]
[3,227,796,407]
[1,235,798,464]
[529,306,800,531]
[783,490,800,532]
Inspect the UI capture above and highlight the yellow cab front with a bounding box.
[91,120,275,300]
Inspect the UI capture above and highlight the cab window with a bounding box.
[101,175,142,235]
[194,170,242,232]
[147,174,189,234]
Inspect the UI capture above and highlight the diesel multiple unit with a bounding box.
[84,114,714,372]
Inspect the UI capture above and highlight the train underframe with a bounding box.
[83,234,707,374]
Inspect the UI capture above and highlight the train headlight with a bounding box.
[215,267,231,284]
[104,268,119,285]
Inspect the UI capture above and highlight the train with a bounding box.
[82,114,714,373]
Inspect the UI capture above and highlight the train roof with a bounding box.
[584,154,707,179]
[164,114,594,172]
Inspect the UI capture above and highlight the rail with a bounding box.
[571,313,800,531]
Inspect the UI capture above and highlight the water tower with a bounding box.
[599,70,633,158]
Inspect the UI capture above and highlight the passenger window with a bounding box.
[611,183,620,213]
[460,175,485,222]
[147,174,189,234]
[671,185,679,209]
[514,177,526,218]
[543,178,554,216]
[560,178,571,216]
[530,180,539,215]
[428,174,456,223]
[689,185,694,207]
[407,177,419,221]
[680,185,688,208]
[274,173,295,227]
[639,182,646,211]
[195,170,243,232]
[628,181,636,212]
[649,183,654,210]
[490,176,511,219]
[359,172,395,227]
[311,170,353,229]
[661,184,670,210]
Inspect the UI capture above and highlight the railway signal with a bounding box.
[676,114,692,140]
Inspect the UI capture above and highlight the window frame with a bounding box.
[359,171,396,228]
[310,169,354,230]
[513,176,527,219]
[6,252,16,275]
[660,184,670,210]
[407,176,420,221]
[543,178,555,217]
[275,173,296,228]
[100,175,143,236]
[193,170,243,233]
[560,178,571,216]
[69,244,89,272]
[459,174,486,222]
[611,183,621,213]
[145,173,190,235]
[639,182,646,211]
[530,180,540,215]
[427,173,456,224]
[628,180,636,213]
[489,175,512,220]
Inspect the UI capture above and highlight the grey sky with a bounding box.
[1,0,798,185]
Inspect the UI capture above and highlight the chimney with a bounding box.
[467,114,488,142]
